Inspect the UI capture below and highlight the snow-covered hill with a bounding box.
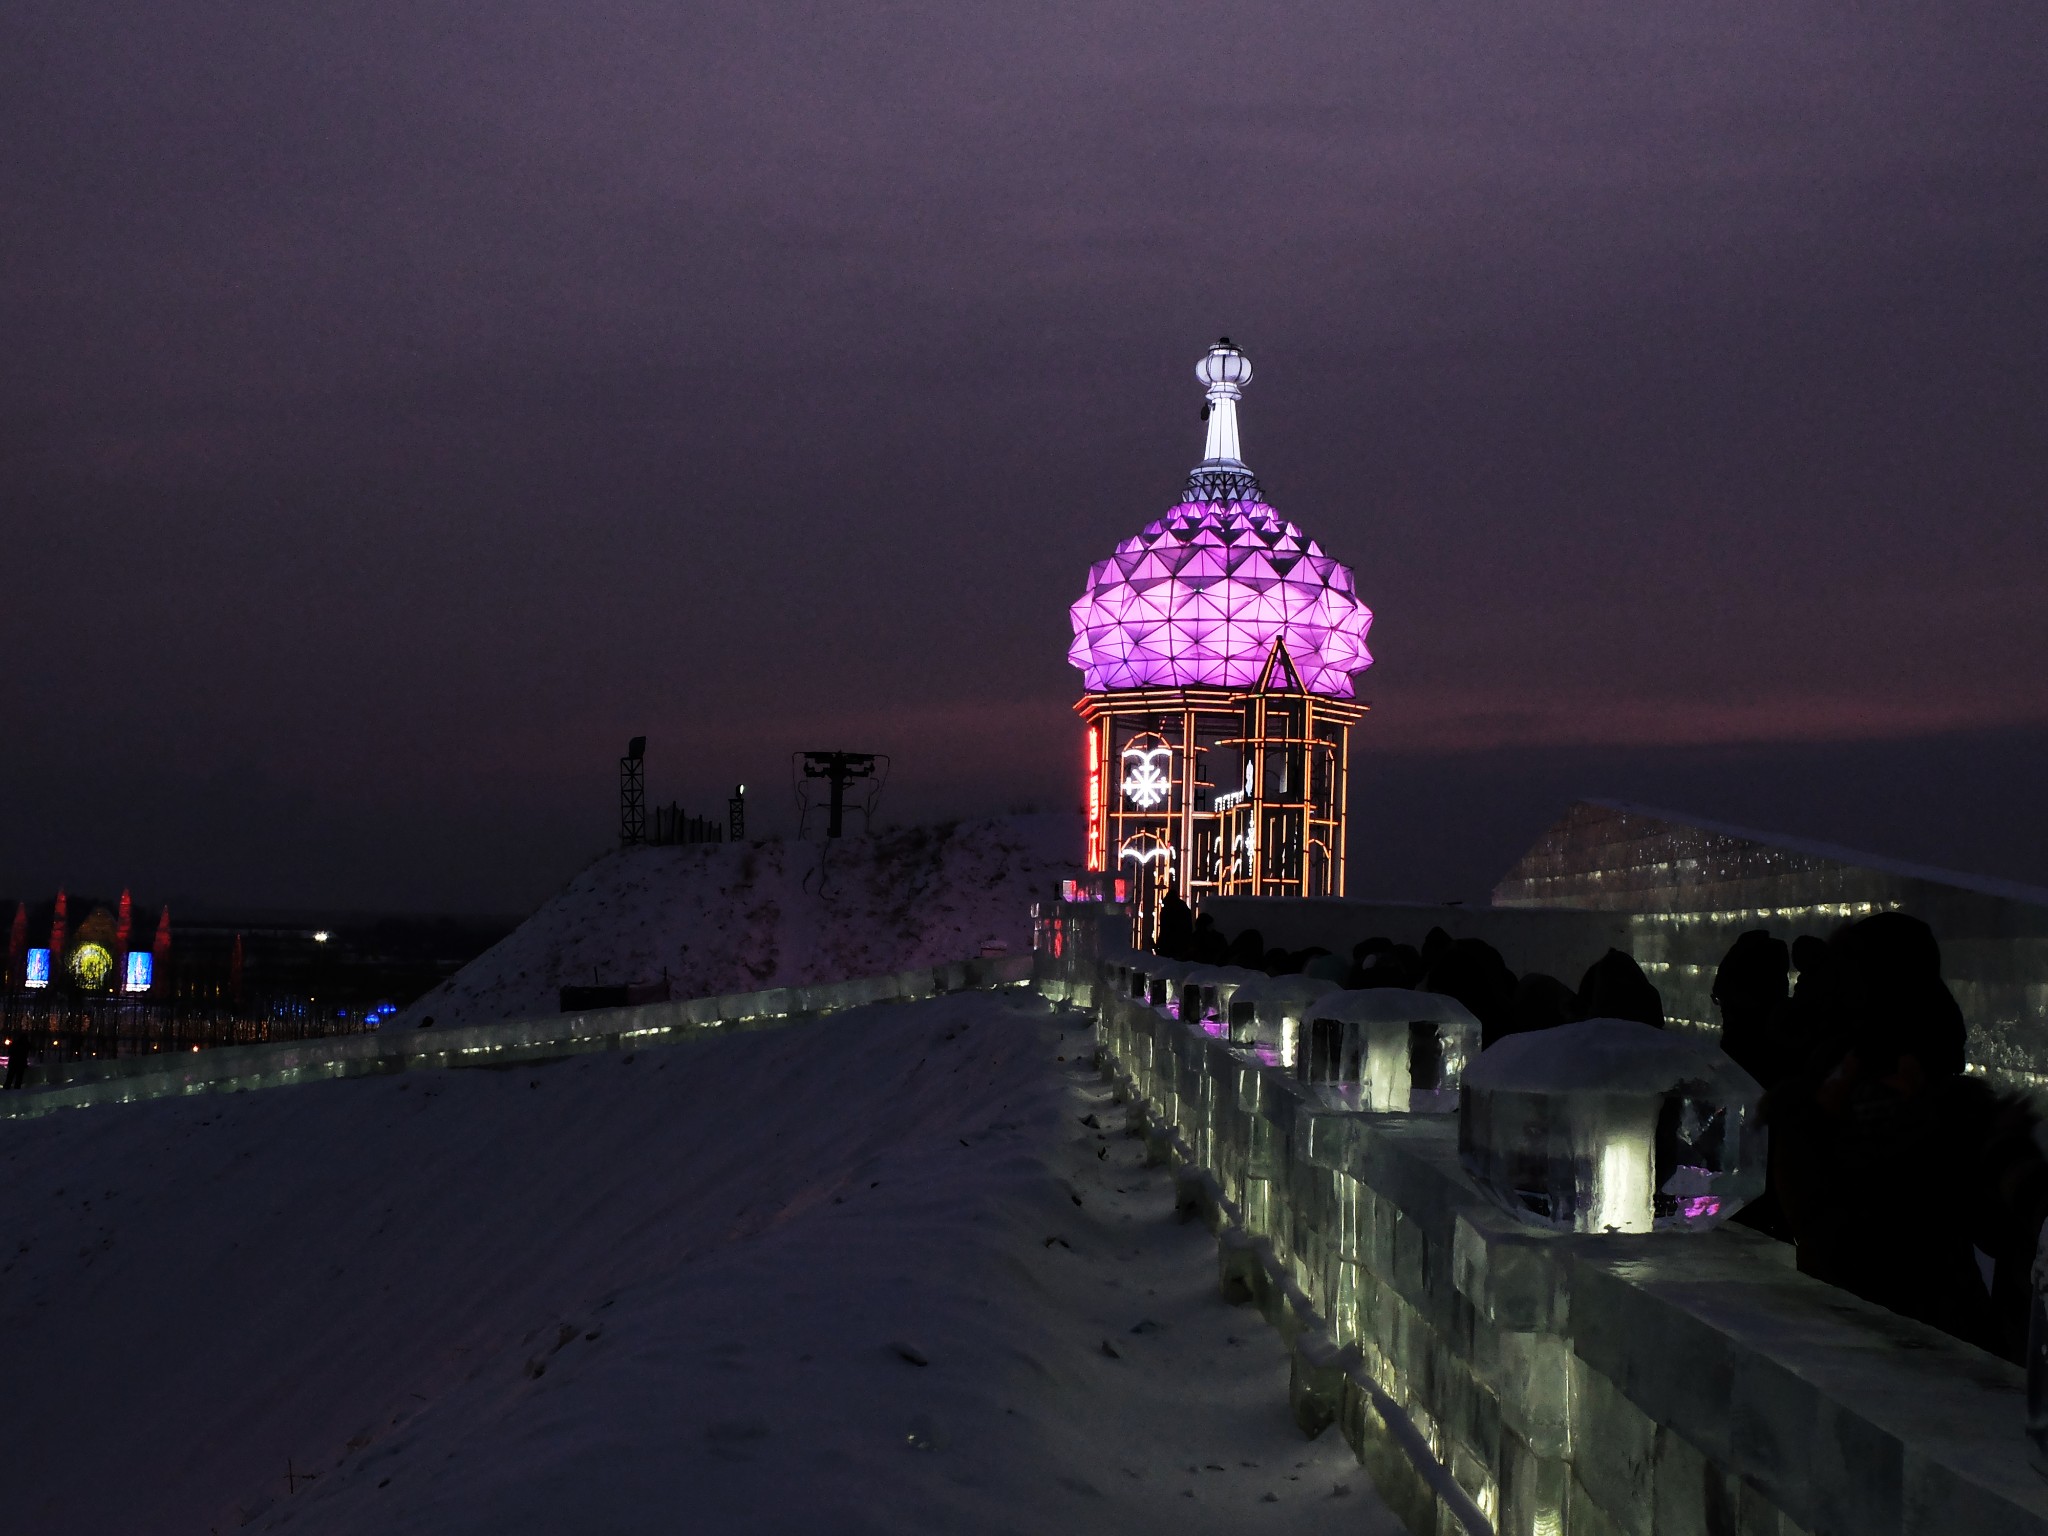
[402,814,1083,1029]
[0,991,1389,1535]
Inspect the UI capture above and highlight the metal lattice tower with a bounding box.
[619,737,646,847]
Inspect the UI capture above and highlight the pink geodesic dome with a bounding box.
[1067,498,1374,697]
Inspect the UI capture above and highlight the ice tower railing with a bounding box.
[1074,953,2048,1536]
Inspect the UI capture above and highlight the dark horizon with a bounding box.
[6,3,2045,914]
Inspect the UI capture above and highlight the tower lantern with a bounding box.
[1066,340,1374,942]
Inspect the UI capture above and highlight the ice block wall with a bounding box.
[1081,957,2048,1536]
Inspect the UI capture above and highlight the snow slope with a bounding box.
[0,991,1396,1535]
[402,814,1084,1029]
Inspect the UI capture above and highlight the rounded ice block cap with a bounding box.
[1137,957,1191,1007]
[1175,964,1221,1022]
[1174,964,1257,1027]
[1229,974,1340,1066]
[1458,1018,1765,1234]
[1181,965,1263,1033]
[1297,989,1481,1114]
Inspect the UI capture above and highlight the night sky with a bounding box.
[5,4,2046,913]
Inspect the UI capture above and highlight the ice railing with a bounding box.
[1083,952,2047,1536]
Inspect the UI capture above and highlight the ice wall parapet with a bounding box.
[1088,958,2048,1536]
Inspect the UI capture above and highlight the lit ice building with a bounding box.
[1495,799,2048,1082]
[1069,341,1373,939]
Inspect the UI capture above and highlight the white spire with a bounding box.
[1186,338,1260,504]
[1197,338,1252,466]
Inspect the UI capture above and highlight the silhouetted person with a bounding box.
[1772,912,2048,1359]
[1192,913,1228,964]
[1713,929,1791,1089]
[1506,973,1578,1042]
[1711,929,1794,1238]
[1774,933,1841,1079]
[1420,926,1454,974]
[1261,946,1301,976]
[1576,949,1665,1030]
[1155,892,1194,959]
[1224,928,1265,970]
[1351,941,1422,990]
[1301,949,1348,984]
[3,1043,25,1090]
[1791,933,1835,1005]
[1421,937,1517,1046]
[1347,936,1392,987]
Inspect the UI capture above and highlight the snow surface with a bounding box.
[1463,1016,1744,1094]
[1310,989,1479,1028]
[0,990,1395,1534]
[402,814,1085,1030]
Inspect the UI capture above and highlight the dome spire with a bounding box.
[1186,337,1261,503]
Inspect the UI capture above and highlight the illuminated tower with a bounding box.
[1068,340,1375,940]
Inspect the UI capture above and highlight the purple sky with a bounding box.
[5,3,2047,912]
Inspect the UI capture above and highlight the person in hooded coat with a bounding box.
[1771,912,2048,1360]
[1576,949,1665,1030]
[1712,928,1791,1089]
[1421,937,1518,1047]
[1154,891,1194,960]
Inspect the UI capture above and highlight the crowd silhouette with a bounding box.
[1149,901,2048,1362]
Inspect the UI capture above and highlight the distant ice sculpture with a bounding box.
[1176,965,1218,1023]
[1298,988,1480,1113]
[1458,1018,1765,1234]
[1134,958,1189,1008]
[1228,975,1341,1066]
[1177,965,1265,1034]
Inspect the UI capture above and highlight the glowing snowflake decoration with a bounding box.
[1121,746,1173,809]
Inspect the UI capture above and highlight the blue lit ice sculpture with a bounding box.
[1458,1018,1765,1234]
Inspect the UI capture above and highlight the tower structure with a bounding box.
[1067,341,1374,941]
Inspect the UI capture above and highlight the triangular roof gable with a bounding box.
[1257,636,1304,693]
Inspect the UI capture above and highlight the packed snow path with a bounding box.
[0,992,1395,1534]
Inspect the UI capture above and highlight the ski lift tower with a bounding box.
[795,751,887,838]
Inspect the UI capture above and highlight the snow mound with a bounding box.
[401,814,1083,1029]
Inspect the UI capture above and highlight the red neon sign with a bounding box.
[1085,726,1104,871]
